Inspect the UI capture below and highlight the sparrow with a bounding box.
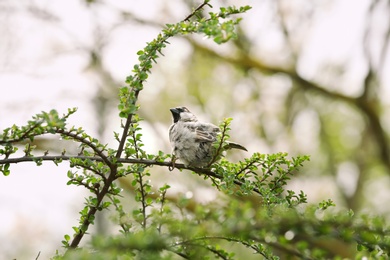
[169,106,247,168]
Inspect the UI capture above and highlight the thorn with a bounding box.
[24,143,31,157]
[78,147,85,156]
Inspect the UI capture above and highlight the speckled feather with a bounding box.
[169,107,246,167]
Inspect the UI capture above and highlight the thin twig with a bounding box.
[57,129,110,165]
[183,0,210,22]
[207,120,229,167]
[35,251,41,260]
[69,177,98,193]
[116,102,138,159]
[68,166,118,248]
[137,170,148,230]
[76,163,108,181]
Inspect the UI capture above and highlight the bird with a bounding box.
[168,106,247,168]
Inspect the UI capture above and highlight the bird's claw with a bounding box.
[169,156,177,171]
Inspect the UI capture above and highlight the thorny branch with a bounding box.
[0,155,263,196]
[56,128,111,165]
[183,0,210,22]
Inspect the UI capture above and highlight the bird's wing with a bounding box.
[194,123,219,142]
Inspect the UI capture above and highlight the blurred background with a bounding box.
[0,0,389,258]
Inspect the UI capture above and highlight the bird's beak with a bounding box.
[170,108,179,115]
[170,108,181,123]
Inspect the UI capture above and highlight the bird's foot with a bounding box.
[169,156,177,171]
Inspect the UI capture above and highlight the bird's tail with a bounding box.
[225,141,248,151]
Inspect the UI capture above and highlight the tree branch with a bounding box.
[0,154,262,196]
[183,0,210,22]
[55,128,110,165]
[68,165,118,248]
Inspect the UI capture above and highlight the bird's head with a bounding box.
[170,107,197,123]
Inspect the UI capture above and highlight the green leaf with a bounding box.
[146,197,154,206]
[102,201,111,209]
[72,226,80,234]
[357,243,365,251]
[1,163,11,176]
[139,71,148,81]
